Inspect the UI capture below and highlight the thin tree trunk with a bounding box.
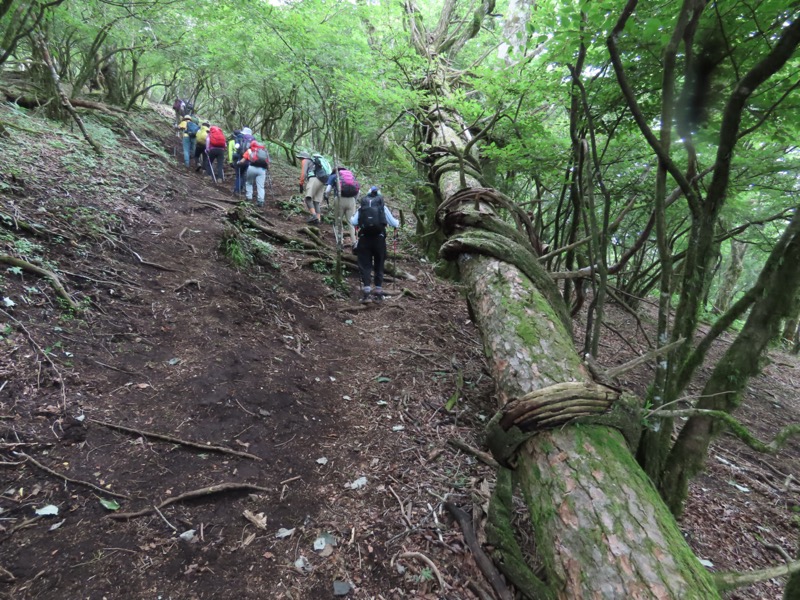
[660,210,800,514]
[713,239,747,314]
[32,30,103,156]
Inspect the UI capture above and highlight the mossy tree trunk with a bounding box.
[441,199,719,598]
[402,2,741,595]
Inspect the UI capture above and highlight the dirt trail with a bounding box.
[1,113,798,600]
[0,125,493,599]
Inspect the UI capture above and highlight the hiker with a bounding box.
[231,127,255,195]
[228,130,241,191]
[239,140,270,207]
[205,125,227,182]
[172,98,185,124]
[351,186,399,303]
[324,166,359,246]
[178,115,199,168]
[194,122,210,172]
[298,152,330,224]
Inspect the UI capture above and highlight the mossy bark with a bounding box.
[458,253,720,599]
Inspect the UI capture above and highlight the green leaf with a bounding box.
[99,498,120,511]
[375,376,391,383]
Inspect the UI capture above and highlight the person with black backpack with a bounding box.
[350,186,400,303]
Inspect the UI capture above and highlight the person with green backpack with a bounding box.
[297,152,331,224]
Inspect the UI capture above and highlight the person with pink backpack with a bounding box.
[324,166,360,247]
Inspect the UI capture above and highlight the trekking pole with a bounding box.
[207,149,217,184]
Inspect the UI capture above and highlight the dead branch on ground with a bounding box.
[0,255,79,311]
[16,452,130,499]
[108,482,271,520]
[88,418,261,460]
[445,502,513,600]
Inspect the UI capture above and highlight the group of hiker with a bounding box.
[172,98,399,304]
[177,115,272,204]
[296,152,399,303]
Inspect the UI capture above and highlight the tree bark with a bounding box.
[444,206,719,598]
[713,239,746,314]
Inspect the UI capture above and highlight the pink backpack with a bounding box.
[338,169,360,197]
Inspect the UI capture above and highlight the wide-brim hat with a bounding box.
[295,151,312,160]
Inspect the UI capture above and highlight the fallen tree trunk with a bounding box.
[438,194,719,598]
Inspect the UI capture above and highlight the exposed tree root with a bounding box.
[714,559,800,591]
[16,452,129,499]
[88,418,261,460]
[1,308,67,411]
[445,502,513,600]
[128,130,170,163]
[108,482,271,520]
[447,438,499,470]
[0,563,14,582]
[0,255,79,311]
[392,551,447,591]
[125,247,177,272]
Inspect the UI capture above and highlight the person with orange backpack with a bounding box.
[239,140,270,207]
[205,125,227,183]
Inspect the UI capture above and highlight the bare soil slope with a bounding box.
[0,104,797,599]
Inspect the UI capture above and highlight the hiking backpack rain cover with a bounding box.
[208,126,226,148]
[358,196,386,235]
[338,169,360,198]
[313,155,332,182]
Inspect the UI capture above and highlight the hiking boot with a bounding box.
[373,292,384,303]
[306,215,318,223]
[360,292,372,304]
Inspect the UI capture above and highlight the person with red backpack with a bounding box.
[205,125,227,182]
[239,140,270,207]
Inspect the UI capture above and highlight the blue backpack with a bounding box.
[185,120,200,138]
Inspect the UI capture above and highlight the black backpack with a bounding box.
[358,195,386,235]
[312,155,332,182]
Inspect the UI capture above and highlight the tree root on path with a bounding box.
[228,209,417,280]
[1,308,67,411]
[391,551,448,592]
[0,255,79,311]
[445,502,513,600]
[108,482,271,520]
[125,247,177,272]
[447,438,499,470]
[16,452,130,499]
[89,418,261,460]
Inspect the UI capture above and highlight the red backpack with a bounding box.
[208,126,226,148]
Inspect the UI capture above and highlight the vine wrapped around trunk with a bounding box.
[437,189,719,598]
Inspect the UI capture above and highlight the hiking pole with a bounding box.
[207,149,217,184]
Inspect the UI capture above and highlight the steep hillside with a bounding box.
[0,103,797,599]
